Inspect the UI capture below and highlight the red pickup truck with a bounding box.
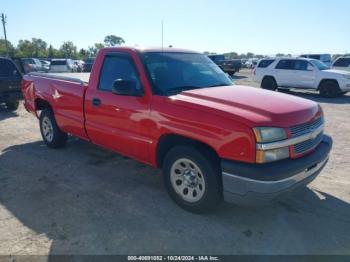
[22,47,332,213]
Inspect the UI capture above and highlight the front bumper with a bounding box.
[221,135,332,205]
[0,91,23,103]
[338,79,350,91]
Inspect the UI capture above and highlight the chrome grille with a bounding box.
[293,132,324,155]
[290,117,324,137]
[289,116,324,155]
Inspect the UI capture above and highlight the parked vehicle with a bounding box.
[254,57,350,97]
[332,56,350,72]
[300,54,332,67]
[74,60,84,72]
[0,57,23,110]
[40,60,50,72]
[22,47,332,213]
[21,58,43,73]
[50,59,75,72]
[208,54,241,75]
[245,58,258,69]
[83,57,95,72]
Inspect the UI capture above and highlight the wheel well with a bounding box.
[262,75,276,82]
[318,79,339,90]
[156,134,220,168]
[35,98,52,111]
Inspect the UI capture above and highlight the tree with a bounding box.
[31,38,48,57]
[78,48,89,60]
[16,40,35,57]
[88,43,104,57]
[59,41,77,59]
[104,35,125,47]
[0,39,15,57]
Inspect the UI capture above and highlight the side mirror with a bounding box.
[307,64,314,71]
[112,79,143,96]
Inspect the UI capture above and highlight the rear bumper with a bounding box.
[221,135,332,205]
[0,91,23,103]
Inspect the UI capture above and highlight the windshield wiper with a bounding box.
[208,83,233,87]
[164,85,201,95]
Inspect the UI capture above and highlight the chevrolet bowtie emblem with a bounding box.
[52,89,62,100]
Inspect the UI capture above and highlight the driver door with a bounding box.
[84,53,152,163]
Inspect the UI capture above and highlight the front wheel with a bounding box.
[163,146,222,213]
[6,101,19,111]
[261,77,277,91]
[319,80,342,98]
[40,109,67,148]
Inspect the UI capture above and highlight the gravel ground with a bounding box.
[0,69,349,255]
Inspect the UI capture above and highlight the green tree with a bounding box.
[31,38,48,57]
[59,41,77,58]
[0,39,15,57]
[16,40,35,57]
[104,35,125,47]
[78,48,89,60]
[88,43,104,57]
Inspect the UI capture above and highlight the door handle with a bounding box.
[91,98,101,107]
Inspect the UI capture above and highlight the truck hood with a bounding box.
[173,85,319,127]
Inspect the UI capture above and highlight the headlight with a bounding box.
[343,74,350,80]
[253,127,287,143]
[256,147,289,163]
[253,127,289,163]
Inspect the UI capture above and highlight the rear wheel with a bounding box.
[40,109,67,148]
[319,80,342,98]
[6,101,19,111]
[261,77,277,91]
[163,146,222,213]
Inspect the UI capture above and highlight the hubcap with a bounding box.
[42,116,54,142]
[170,158,206,203]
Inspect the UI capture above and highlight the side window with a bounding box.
[334,58,350,67]
[258,59,275,68]
[276,60,294,70]
[294,60,308,70]
[98,55,141,92]
[0,59,19,77]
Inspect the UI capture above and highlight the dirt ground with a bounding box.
[0,69,349,255]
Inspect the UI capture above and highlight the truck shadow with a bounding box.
[0,139,349,255]
[278,89,350,104]
[0,105,19,121]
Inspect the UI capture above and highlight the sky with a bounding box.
[1,0,349,55]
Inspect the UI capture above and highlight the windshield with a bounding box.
[141,52,233,95]
[310,59,329,70]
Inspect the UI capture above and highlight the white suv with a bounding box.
[254,57,350,97]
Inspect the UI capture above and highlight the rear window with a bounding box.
[0,59,19,77]
[308,55,321,60]
[333,58,350,67]
[51,60,67,66]
[258,59,275,68]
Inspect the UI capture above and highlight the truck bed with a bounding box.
[22,72,89,140]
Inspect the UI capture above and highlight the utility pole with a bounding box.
[1,13,9,56]
[161,20,164,50]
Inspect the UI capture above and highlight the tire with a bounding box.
[39,109,67,148]
[319,80,342,98]
[261,77,277,91]
[6,101,19,111]
[163,146,222,213]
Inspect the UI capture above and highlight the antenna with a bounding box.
[161,20,164,50]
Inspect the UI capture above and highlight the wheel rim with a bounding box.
[170,158,206,203]
[42,116,54,142]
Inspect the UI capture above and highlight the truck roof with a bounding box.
[101,47,200,54]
